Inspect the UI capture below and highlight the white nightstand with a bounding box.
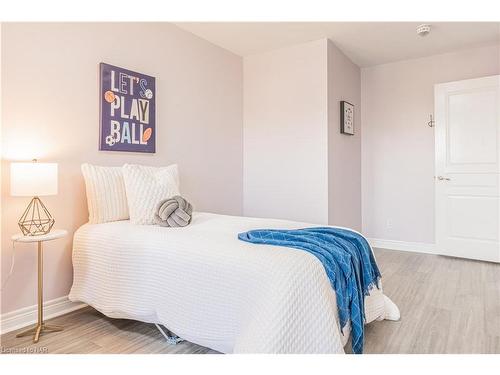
[12,229,68,343]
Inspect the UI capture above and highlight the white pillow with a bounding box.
[122,164,180,225]
[81,163,129,224]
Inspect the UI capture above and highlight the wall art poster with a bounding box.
[99,63,156,153]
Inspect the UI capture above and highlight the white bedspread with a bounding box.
[69,212,390,353]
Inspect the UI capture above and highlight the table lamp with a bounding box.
[10,160,58,236]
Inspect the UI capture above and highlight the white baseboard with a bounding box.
[0,296,87,335]
[368,238,437,255]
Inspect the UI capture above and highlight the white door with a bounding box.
[435,75,500,263]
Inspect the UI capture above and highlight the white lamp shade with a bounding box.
[10,162,58,197]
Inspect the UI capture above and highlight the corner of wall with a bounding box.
[326,40,362,231]
[242,39,329,224]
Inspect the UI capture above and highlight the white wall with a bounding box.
[1,23,243,315]
[243,39,329,224]
[327,41,362,231]
[361,44,500,244]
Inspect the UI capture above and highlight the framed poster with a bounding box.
[340,101,354,135]
[99,63,156,153]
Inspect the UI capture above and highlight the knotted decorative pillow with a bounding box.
[154,196,193,227]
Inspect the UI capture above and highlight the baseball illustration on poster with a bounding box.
[99,63,156,153]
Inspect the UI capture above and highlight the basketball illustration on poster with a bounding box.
[99,63,156,153]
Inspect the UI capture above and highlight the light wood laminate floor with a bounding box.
[1,249,499,354]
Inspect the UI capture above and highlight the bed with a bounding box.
[69,212,398,354]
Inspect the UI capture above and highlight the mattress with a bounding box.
[69,212,389,353]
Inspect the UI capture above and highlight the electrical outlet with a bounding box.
[386,219,394,231]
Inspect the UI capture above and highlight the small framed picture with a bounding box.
[340,101,354,135]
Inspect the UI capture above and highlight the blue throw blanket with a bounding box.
[238,227,381,354]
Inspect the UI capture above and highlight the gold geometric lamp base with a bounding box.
[18,196,55,236]
[16,323,64,343]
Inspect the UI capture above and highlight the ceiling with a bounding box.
[175,22,500,67]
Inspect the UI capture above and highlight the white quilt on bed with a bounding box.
[69,212,390,354]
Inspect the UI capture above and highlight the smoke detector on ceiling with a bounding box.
[416,24,431,37]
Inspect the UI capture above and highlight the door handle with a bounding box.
[436,176,451,181]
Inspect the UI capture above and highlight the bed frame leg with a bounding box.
[155,323,184,345]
